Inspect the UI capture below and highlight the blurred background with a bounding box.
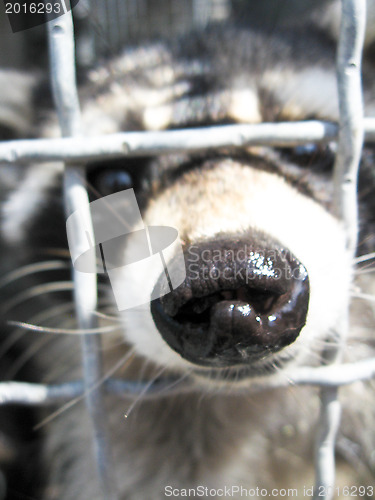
[1,0,375,74]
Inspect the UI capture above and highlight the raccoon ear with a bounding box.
[0,69,36,139]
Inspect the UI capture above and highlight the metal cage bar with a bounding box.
[1,119,375,164]
[314,2,367,498]
[0,1,374,499]
[45,3,118,498]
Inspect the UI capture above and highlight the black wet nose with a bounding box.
[151,233,309,367]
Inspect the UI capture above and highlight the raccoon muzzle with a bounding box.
[151,234,309,368]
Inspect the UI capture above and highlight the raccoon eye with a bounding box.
[295,143,336,171]
[282,143,336,172]
[293,143,320,157]
[88,167,134,197]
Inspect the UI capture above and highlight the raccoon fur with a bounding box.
[1,21,375,500]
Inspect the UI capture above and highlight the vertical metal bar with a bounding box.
[313,386,342,500]
[314,1,366,499]
[333,0,366,255]
[45,2,118,499]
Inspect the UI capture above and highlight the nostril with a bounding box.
[174,286,279,323]
[151,234,310,367]
[233,286,279,314]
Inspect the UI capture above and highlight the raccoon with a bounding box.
[1,17,375,500]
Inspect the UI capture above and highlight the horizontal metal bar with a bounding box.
[0,379,189,405]
[1,119,375,166]
[1,119,375,165]
[0,381,83,405]
[1,357,375,406]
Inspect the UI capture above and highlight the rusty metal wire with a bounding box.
[0,1,374,499]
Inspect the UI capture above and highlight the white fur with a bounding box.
[262,67,339,120]
[228,88,261,123]
[2,163,63,244]
[0,70,35,135]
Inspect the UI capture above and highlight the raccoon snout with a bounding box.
[151,236,310,368]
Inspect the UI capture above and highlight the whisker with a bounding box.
[354,268,375,275]
[354,252,375,264]
[99,337,129,351]
[7,320,120,335]
[273,362,297,386]
[347,329,375,338]
[42,248,74,260]
[34,348,137,430]
[25,301,77,326]
[5,335,54,379]
[351,293,375,303]
[0,301,78,362]
[0,260,70,289]
[0,328,29,370]
[33,396,84,431]
[4,304,84,378]
[153,367,195,397]
[92,310,122,322]
[284,343,325,364]
[1,282,74,314]
[346,337,375,346]
[1,281,110,314]
[134,357,153,384]
[124,366,167,419]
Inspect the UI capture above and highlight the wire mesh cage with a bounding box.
[0,1,375,499]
